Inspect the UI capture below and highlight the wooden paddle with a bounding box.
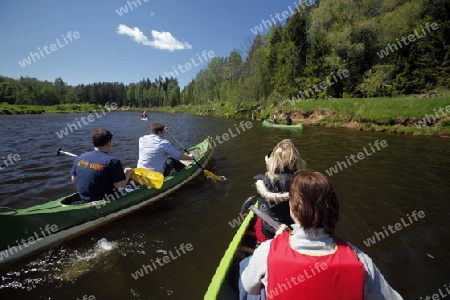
[166,131,226,181]
[57,148,164,189]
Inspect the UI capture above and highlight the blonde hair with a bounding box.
[266,139,306,180]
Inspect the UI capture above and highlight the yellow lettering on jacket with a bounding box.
[77,160,89,169]
[89,163,105,171]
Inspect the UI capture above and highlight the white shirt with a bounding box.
[137,134,182,174]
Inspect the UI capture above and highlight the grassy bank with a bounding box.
[0,103,108,115]
[151,94,450,137]
[271,94,450,136]
[3,94,450,137]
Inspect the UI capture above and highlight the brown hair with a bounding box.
[150,123,166,134]
[289,170,339,235]
[92,128,113,147]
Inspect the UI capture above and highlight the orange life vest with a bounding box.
[266,232,365,300]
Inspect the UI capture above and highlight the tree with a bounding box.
[53,78,67,104]
[0,82,16,104]
[167,81,180,107]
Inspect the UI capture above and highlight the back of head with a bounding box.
[92,128,113,147]
[289,170,339,235]
[266,139,302,179]
[150,123,166,134]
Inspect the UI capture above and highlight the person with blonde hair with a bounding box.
[253,139,307,242]
[271,115,278,124]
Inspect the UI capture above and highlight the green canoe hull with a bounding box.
[204,209,257,299]
[262,119,303,130]
[0,137,214,264]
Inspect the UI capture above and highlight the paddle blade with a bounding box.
[130,168,164,189]
[203,169,227,181]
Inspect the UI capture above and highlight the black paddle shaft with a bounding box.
[241,196,281,230]
[166,131,205,171]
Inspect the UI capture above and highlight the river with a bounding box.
[0,111,449,299]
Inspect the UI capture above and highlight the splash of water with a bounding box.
[57,238,118,281]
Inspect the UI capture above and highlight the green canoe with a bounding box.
[0,137,214,264]
[262,119,303,130]
[204,207,257,299]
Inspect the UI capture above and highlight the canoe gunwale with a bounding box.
[261,119,303,130]
[0,137,214,264]
[203,209,255,299]
[0,206,18,215]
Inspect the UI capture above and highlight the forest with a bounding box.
[1,0,449,109]
[0,76,179,108]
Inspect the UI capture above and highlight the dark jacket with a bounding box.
[285,116,292,125]
[255,172,295,238]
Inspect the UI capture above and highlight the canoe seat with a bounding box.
[239,246,254,254]
[245,230,256,237]
[61,193,84,205]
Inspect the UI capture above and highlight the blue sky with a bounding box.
[0,0,312,88]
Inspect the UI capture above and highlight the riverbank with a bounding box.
[276,94,450,137]
[0,103,105,115]
[151,93,450,137]
[2,94,450,137]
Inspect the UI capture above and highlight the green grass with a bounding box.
[281,95,450,125]
[0,103,111,115]
[3,93,450,136]
[159,94,450,137]
[262,93,450,136]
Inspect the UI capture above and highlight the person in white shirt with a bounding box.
[137,123,193,176]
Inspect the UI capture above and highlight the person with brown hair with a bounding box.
[254,139,307,243]
[240,170,403,300]
[70,128,132,202]
[137,123,193,176]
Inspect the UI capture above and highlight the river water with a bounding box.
[0,111,449,299]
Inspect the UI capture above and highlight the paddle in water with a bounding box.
[57,148,164,189]
[166,131,227,181]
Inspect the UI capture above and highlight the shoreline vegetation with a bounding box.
[2,92,450,137]
[155,93,450,137]
[2,1,449,137]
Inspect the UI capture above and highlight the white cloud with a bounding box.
[150,12,155,16]
[116,24,192,52]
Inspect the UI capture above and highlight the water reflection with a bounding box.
[0,112,449,299]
